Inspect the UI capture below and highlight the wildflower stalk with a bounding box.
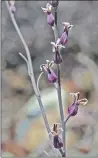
[53,5,66,156]
[5,0,54,149]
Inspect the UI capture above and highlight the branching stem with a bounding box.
[5,1,54,152]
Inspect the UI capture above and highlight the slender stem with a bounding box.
[19,52,28,64]
[5,1,38,96]
[36,96,51,133]
[37,72,44,95]
[54,7,57,26]
[53,7,66,155]
[43,150,49,156]
[19,52,31,76]
[57,64,66,154]
[5,1,53,150]
[64,114,71,124]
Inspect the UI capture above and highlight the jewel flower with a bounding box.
[40,60,57,83]
[50,123,65,157]
[41,3,55,27]
[51,42,65,64]
[56,22,73,46]
[68,92,88,117]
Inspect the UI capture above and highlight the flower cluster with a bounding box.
[41,2,88,154]
[41,2,73,80]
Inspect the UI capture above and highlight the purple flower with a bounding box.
[53,135,63,149]
[51,123,63,149]
[68,92,88,117]
[41,4,54,26]
[40,60,57,83]
[47,13,54,26]
[9,0,16,13]
[56,22,73,46]
[58,32,68,46]
[51,42,64,64]
[48,69,57,83]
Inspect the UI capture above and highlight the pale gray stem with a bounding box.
[5,1,54,152]
[64,114,71,125]
[19,52,28,64]
[5,1,38,96]
[43,150,49,156]
[37,72,44,95]
[19,52,31,76]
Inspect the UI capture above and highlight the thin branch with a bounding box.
[43,150,49,156]
[5,1,38,96]
[64,114,71,124]
[19,52,28,64]
[37,72,44,95]
[19,52,31,76]
[5,1,54,152]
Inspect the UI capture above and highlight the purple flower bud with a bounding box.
[48,68,57,83]
[53,135,63,149]
[51,123,63,149]
[53,51,63,64]
[68,92,88,117]
[53,50,63,64]
[56,22,73,46]
[47,12,55,26]
[68,102,79,116]
[51,42,63,64]
[50,0,59,8]
[59,31,68,45]
[40,60,57,83]
[41,4,54,26]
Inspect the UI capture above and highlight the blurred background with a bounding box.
[1,0,98,157]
